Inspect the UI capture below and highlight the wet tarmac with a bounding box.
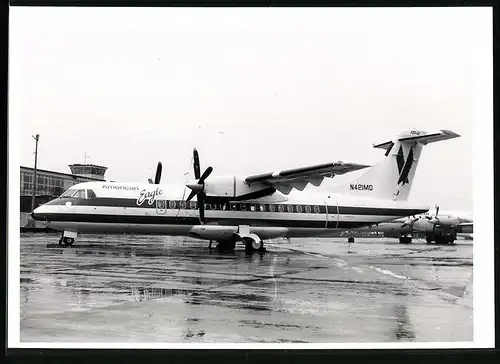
[19,233,473,343]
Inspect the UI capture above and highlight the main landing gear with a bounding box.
[399,234,412,244]
[426,233,456,245]
[243,237,266,252]
[209,237,266,253]
[213,238,236,252]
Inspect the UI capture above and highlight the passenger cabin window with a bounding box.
[87,189,97,199]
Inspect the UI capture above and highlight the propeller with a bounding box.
[425,205,440,233]
[148,162,163,184]
[401,215,420,228]
[185,149,213,223]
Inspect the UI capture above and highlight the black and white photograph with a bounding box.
[7,6,494,349]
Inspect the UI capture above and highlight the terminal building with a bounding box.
[20,163,108,214]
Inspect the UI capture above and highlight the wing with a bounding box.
[244,161,370,194]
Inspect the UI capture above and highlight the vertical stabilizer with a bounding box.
[330,129,460,201]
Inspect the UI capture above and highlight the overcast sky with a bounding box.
[10,7,491,211]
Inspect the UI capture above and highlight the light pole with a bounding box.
[31,134,39,213]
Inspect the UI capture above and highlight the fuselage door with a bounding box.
[325,196,339,229]
[156,198,166,215]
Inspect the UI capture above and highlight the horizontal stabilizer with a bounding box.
[374,129,460,150]
[398,129,461,145]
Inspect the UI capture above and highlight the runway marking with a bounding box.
[365,266,411,280]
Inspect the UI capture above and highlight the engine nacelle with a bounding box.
[435,216,461,227]
[189,225,237,240]
[204,176,270,198]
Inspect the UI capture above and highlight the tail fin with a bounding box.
[331,129,460,201]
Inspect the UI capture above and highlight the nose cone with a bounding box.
[187,183,203,192]
[31,206,42,221]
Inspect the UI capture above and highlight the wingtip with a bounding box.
[440,129,461,138]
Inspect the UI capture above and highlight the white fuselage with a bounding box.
[32,181,429,241]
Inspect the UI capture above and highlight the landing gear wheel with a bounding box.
[216,240,236,251]
[63,237,74,247]
[426,235,433,244]
[347,237,355,243]
[399,236,412,244]
[434,235,446,245]
[244,238,265,252]
[252,239,263,250]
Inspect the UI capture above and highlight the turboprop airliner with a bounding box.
[352,206,473,244]
[31,129,460,252]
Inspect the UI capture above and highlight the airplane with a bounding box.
[31,129,460,252]
[352,206,473,244]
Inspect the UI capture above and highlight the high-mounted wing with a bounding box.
[244,161,370,194]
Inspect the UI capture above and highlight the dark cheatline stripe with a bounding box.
[43,197,426,216]
[33,213,375,229]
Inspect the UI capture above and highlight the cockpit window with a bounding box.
[87,189,97,199]
[75,189,86,199]
[60,188,76,198]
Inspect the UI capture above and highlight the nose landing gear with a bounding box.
[57,231,77,247]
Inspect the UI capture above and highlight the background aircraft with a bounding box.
[352,206,473,244]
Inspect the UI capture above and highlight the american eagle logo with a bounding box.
[396,146,414,186]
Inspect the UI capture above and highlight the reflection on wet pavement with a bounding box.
[19,234,473,343]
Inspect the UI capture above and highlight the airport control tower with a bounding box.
[68,164,108,181]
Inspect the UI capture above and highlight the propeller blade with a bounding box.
[435,205,440,217]
[193,149,201,180]
[154,162,162,184]
[199,166,213,184]
[186,190,197,202]
[198,193,205,224]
